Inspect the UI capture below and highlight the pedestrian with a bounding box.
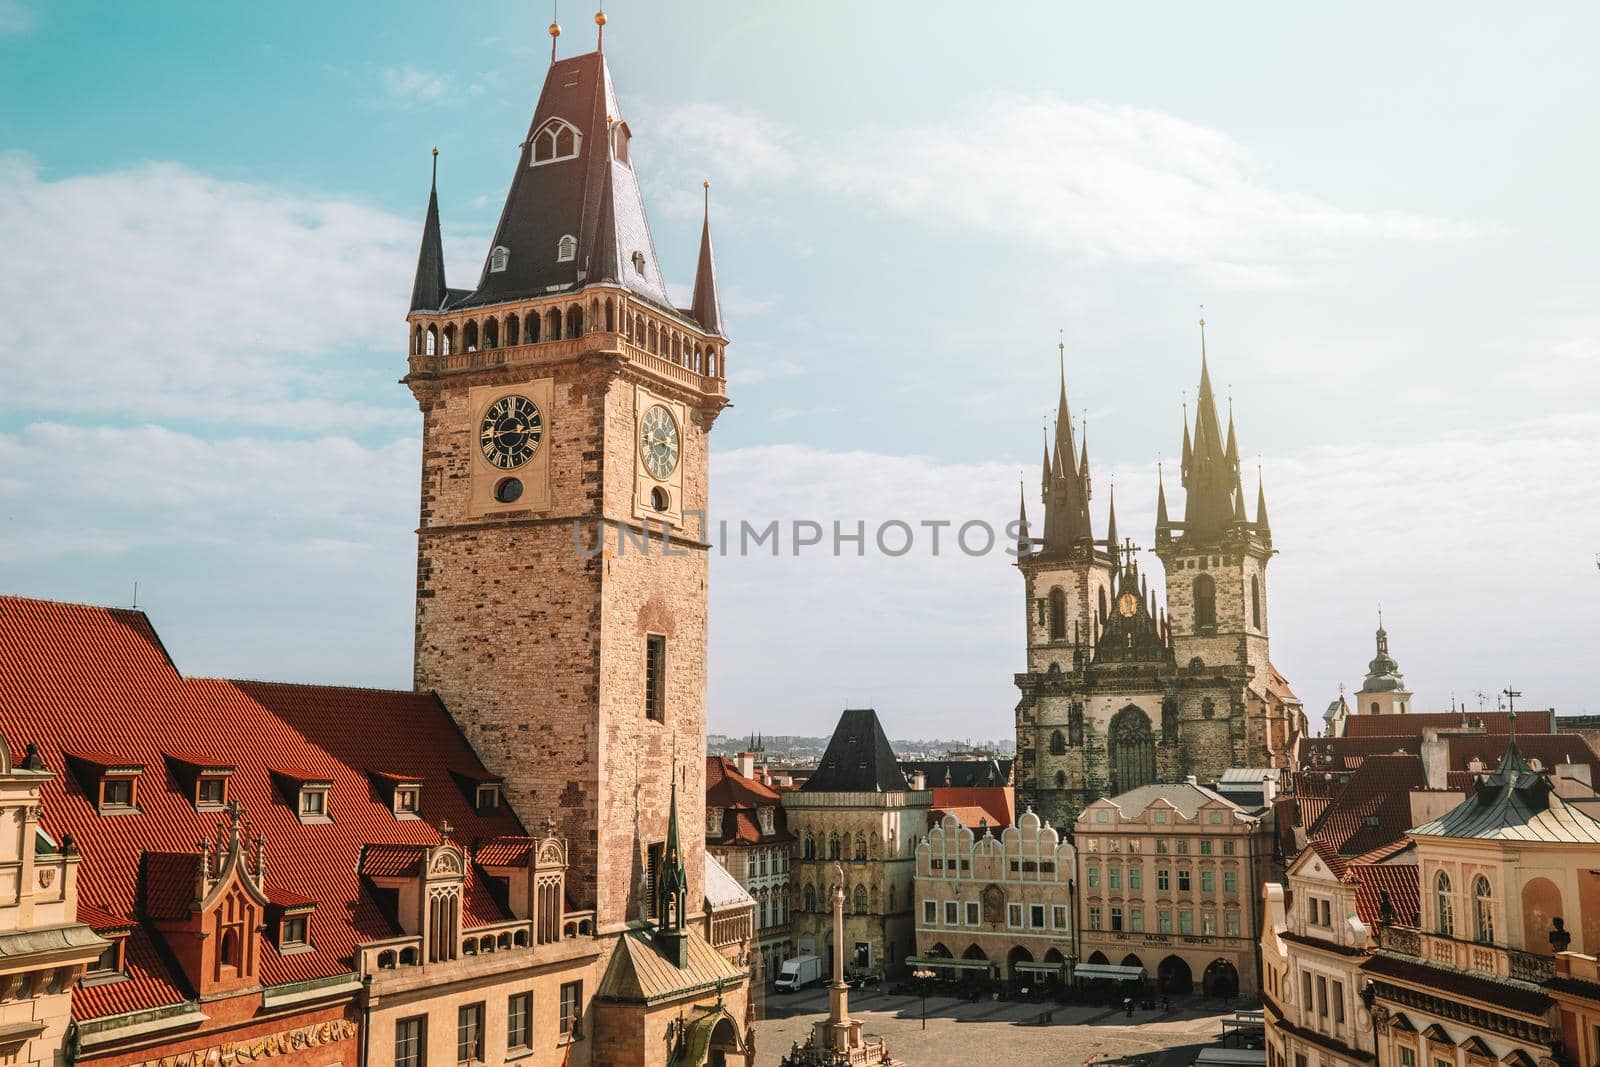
[1123,995,1133,1017]
[1161,993,1170,1012]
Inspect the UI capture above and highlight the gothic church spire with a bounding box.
[409,149,448,313]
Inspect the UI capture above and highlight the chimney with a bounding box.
[1556,759,1594,799]
[1420,732,1450,790]
[737,752,756,778]
[909,770,926,791]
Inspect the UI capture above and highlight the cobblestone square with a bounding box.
[754,987,1258,1066]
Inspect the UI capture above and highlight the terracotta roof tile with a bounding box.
[0,596,526,1021]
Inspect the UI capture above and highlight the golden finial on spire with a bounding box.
[549,1,562,65]
[595,4,606,50]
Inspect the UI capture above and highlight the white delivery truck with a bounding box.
[773,954,822,992]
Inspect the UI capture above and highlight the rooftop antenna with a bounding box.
[1504,687,1522,741]
[1475,689,1490,714]
[548,1,561,65]
[131,581,139,610]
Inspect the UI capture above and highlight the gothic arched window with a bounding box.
[1250,576,1261,630]
[804,884,816,912]
[804,834,816,860]
[1474,875,1494,944]
[556,235,577,263]
[828,833,840,861]
[1435,871,1454,936]
[854,885,868,915]
[1050,730,1066,756]
[1048,588,1066,640]
[531,118,582,165]
[1193,574,1216,630]
[1054,770,1066,789]
[1109,705,1157,793]
[854,833,867,862]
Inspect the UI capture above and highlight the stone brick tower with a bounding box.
[1014,326,1305,826]
[402,40,728,933]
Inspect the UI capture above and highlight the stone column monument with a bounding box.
[813,862,865,1055]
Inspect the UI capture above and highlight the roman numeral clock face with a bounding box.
[479,395,542,470]
[639,404,679,480]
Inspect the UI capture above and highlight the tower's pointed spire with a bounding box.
[1105,483,1120,568]
[594,6,606,51]
[1233,484,1247,523]
[1078,420,1091,499]
[410,149,448,313]
[1017,481,1031,556]
[1225,397,1240,467]
[1182,313,1240,541]
[1040,428,1052,498]
[548,5,561,65]
[690,180,725,337]
[1255,467,1271,541]
[1155,463,1171,543]
[1180,401,1193,483]
[1040,337,1094,551]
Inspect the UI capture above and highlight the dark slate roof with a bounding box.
[802,709,908,793]
[899,759,1013,789]
[454,50,670,311]
[409,157,447,312]
[1410,742,1600,843]
[689,188,724,337]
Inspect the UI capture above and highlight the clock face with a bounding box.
[639,404,680,480]
[479,395,542,470]
[1117,591,1140,618]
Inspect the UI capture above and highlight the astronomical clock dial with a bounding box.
[479,395,542,470]
[639,404,680,480]
[1117,591,1140,618]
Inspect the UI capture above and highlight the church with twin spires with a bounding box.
[1013,330,1308,827]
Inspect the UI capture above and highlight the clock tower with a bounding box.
[402,43,728,932]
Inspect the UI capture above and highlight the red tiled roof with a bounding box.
[164,751,234,771]
[266,886,317,910]
[76,903,136,934]
[476,836,537,867]
[705,756,781,806]
[1305,754,1428,859]
[705,757,791,846]
[360,844,427,878]
[929,786,1014,832]
[1348,861,1418,928]
[65,750,145,770]
[0,596,526,1021]
[1340,710,1552,738]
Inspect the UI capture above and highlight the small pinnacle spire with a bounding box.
[410,150,448,313]
[1255,466,1270,538]
[1156,463,1170,533]
[1105,482,1120,567]
[1017,480,1031,554]
[690,180,725,336]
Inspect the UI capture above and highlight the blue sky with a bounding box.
[3,1,1597,738]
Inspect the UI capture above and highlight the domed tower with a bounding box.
[1355,615,1413,716]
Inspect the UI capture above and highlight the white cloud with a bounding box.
[705,410,1600,735]
[0,152,421,429]
[0,422,414,563]
[727,357,802,386]
[378,66,454,106]
[651,96,1471,284]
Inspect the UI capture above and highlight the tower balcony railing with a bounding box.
[405,330,724,397]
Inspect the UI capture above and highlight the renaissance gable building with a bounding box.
[1014,332,1307,826]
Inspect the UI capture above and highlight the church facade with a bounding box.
[1013,333,1307,828]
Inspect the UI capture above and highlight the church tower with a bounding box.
[402,35,728,932]
[1355,616,1412,716]
[1153,320,1302,770]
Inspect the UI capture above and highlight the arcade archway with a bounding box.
[1157,954,1193,994]
[1203,958,1239,997]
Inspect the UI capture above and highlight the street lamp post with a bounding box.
[912,969,934,1030]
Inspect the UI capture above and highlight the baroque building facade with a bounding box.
[704,756,794,987]
[1075,782,1275,997]
[783,710,931,979]
[911,811,1077,988]
[1014,332,1306,827]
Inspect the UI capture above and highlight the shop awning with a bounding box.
[906,956,992,972]
[1011,962,1065,975]
[1073,963,1146,981]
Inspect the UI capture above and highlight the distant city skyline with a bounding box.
[3,2,1597,741]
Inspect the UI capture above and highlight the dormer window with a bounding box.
[396,787,420,815]
[67,752,144,815]
[557,235,577,263]
[371,771,423,820]
[531,117,582,166]
[282,914,309,948]
[758,807,775,835]
[476,784,501,813]
[90,937,125,976]
[631,250,646,276]
[706,807,722,835]
[611,121,632,165]
[489,245,510,273]
[197,777,226,808]
[273,768,334,824]
[165,753,235,811]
